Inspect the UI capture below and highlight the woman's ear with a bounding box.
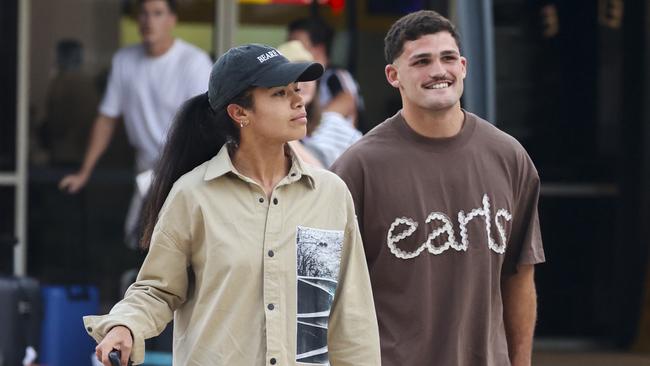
[226,103,249,126]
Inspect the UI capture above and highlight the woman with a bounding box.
[83,44,380,366]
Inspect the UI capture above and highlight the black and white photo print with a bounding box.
[295,226,344,365]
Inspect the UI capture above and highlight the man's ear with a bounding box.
[385,64,400,88]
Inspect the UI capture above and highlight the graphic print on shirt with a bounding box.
[296,226,344,365]
[387,194,513,259]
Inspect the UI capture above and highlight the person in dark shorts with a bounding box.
[332,10,545,366]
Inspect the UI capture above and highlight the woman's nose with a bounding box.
[291,89,304,108]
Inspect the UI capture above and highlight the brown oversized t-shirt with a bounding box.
[331,110,546,366]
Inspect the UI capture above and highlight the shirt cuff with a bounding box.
[83,315,146,365]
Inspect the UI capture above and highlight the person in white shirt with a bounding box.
[287,16,365,129]
[278,40,361,168]
[59,0,212,248]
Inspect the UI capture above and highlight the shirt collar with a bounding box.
[203,143,317,189]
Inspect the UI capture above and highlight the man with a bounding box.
[331,10,545,366]
[59,0,212,247]
[288,16,363,128]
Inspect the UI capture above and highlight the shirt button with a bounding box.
[267,303,275,310]
[259,197,264,203]
[273,198,278,205]
[86,327,92,332]
[268,250,274,257]
[270,358,277,365]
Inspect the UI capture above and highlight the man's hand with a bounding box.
[59,172,90,194]
[325,92,356,120]
[95,326,133,366]
[59,114,119,194]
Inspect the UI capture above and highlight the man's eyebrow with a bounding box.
[440,50,460,56]
[408,50,460,61]
[408,52,432,62]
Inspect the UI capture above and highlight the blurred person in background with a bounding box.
[278,40,361,168]
[34,39,99,166]
[332,10,545,366]
[83,43,380,366]
[288,16,364,128]
[58,0,212,249]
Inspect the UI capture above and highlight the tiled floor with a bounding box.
[533,351,650,366]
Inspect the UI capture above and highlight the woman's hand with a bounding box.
[94,326,133,366]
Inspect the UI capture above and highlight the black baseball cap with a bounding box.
[207,43,324,111]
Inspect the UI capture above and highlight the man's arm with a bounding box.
[322,69,361,124]
[59,114,118,193]
[502,264,537,366]
[324,91,356,118]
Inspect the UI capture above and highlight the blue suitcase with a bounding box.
[40,285,99,366]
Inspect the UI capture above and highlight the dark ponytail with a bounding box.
[140,90,253,249]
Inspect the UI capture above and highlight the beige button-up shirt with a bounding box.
[83,145,380,365]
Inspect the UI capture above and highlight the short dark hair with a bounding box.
[384,10,461,64]
[56,39,83,71]
[135,0,177,14]
[288,17,334,56]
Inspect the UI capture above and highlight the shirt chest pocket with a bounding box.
[202,221,263,278]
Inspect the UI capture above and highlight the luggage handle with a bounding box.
[108,350,133,366]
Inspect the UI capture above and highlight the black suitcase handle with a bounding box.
[108,350,133,366]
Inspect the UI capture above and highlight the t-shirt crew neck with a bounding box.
[394,109,476,153]
[143,39,179,62]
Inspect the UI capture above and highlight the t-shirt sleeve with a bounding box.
[331,150,365,232]
[502,150,546,275]
[328,187,381,365]
[99,53,123,118]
